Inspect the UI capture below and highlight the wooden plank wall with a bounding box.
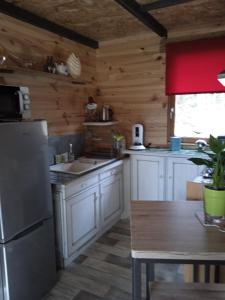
[96,25,225,147]
[0,13,97,136]
[96,33,168,146]
[0,12,224,141]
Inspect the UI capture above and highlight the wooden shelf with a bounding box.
[83,121,119,126]
[0,67,89,85]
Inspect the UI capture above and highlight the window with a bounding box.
[168,93,225,142]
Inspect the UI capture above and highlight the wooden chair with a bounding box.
[186,181,203,201]
[150,282,225,300]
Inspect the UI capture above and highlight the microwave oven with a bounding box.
[0,85,31,120]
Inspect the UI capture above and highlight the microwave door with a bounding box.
[0,86,21,119]
[17,90,24,115]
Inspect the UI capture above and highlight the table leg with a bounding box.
[132,258,142,300]
[193,263,199,282]
[215,265,220,283]
[204,264,210,283]
[146,263,154,300]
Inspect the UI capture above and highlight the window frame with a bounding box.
[167,95,209,144]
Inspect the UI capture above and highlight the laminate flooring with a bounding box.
[45,219,183,300]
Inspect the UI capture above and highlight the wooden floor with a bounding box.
[45,219,183,300]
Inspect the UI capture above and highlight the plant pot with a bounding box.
[204,186,225,223]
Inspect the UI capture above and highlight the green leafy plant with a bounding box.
[188,135,225,190]
[113,133,125,142]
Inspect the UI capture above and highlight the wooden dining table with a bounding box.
[130,201,225,300]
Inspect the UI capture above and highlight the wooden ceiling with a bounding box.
[3,0,225,42]
[4,0,150,41]
[137,0,225,30]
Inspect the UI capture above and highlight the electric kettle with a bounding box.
[100,105,113,121]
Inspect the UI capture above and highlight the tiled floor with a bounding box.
[45,219,183,300]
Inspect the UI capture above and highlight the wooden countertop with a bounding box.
[131,201,225,260]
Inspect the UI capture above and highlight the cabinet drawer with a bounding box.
[65,175,98,198]
[100,165,122,181]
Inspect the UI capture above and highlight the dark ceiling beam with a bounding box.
[141,0,193,11]
[0,0,98,49]
[114,0,167,37]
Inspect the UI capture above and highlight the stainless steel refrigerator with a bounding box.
[0,120,57,300]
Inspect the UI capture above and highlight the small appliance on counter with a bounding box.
[170,136,181,151]
[195,139,207,151]
[129,124,146,150]
[99,105,113,122]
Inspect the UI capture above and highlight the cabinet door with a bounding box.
[131,155,165,201]
[166,157,203,201]
[100,174,122,228]
[66,185,100,256]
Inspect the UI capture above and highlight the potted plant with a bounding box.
[188,135,225,223]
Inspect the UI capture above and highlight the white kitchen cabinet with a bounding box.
[66,185,100,256]
[52,160,123,267]
[100,173,123,228]
[166,157,204,201]
[130,153,205,203]
[131,155,165,201]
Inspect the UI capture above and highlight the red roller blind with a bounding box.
[166,37,225,95]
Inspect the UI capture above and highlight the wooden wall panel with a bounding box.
[0,13,97,136]
[96,33,168,146]
[0,12,224,142]
[96,26,225,146]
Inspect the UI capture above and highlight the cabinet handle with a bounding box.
[160,175,164,179]
[169,176,172,180]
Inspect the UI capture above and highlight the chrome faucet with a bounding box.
[68,143,75,162]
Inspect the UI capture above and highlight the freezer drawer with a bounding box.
[0,121,52,242]
[0,218,57,300]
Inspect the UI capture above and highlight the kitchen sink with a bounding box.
[50,157,116,175]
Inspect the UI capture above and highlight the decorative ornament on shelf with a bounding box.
[55,62,69,76]
[85,96,98,122]
[67,53,81,79]
[218,70,225,86]
[43,56,56,74]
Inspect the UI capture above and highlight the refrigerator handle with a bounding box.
[12,220,44,241]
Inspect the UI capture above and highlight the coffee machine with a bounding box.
[129,124,146,150]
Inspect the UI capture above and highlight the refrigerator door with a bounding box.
[0,121,52,242]
[0,218,57,300]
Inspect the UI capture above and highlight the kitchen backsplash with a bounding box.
[48,133,84,165]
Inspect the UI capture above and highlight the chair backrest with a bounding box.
[150,282,225,299]
[186,181,203,201]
